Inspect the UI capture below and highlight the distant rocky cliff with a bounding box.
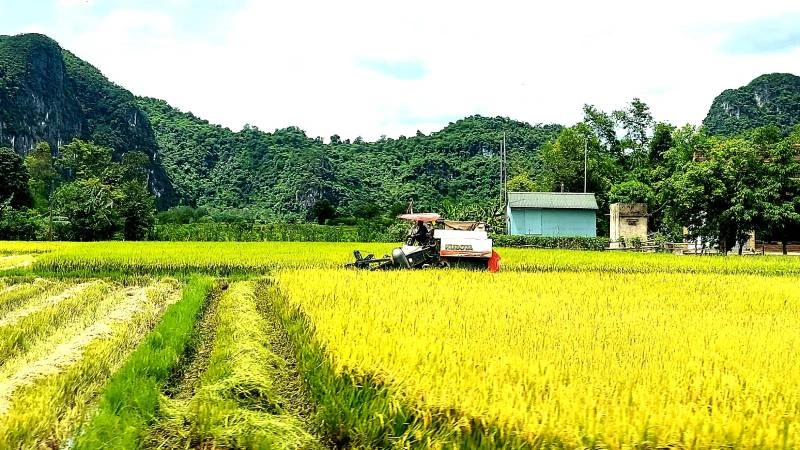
[703,73,800,136]
[0,33,174,207]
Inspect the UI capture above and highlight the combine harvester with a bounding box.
[347,213,501,271]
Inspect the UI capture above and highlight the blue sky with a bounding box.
[358,59,428,81]
[722,13,800,54]
[2,1,242,34]
[2,0,800,140]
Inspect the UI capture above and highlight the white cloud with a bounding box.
[15,0,800,140]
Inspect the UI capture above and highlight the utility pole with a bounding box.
[502,132,507,206]
[499,133,507,207]
[499,138,503,205]
[583,135,588,193]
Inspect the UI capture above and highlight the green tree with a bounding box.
[533,127,589,192]
[57,139,114,181]
[0,199,42,240]
[613,98,654,151]
[649,123,675,163]
[609,180,655,205]
[664,135,765,254]
[119,151,150,184]
[51,178,119,241]
[534,125,620,194]
[0,147,33,208]
[311,198,336,224]
[583,104,620,157]
[758,126,800,254]
[118,181,155,240]
[613,98,655,171]
[506,172,536,192]
[25,142,60,209]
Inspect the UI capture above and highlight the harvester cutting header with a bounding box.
[347,212,500,271]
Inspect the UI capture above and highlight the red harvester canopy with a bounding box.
[396,213,441,222]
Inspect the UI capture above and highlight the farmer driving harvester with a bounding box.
[409,220,430,246]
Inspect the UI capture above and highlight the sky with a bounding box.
[2,0,800,141]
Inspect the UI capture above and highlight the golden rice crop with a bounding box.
[0,281,110,363]
[24,241,391,274]
[0,278,62,317]
[276,269,800,449]
[2,240,800,276]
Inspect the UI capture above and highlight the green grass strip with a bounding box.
[73,275,215,450]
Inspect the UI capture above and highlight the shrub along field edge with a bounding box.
[153,222,407,243]
[491,235,609,250]
[73,275,216,450]
[154,223,610,250]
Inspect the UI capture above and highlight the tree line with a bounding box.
[506,100,800,254]
[2,99,799,251]
[0,140,154,240]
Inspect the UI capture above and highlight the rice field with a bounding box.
[276,269,800,448]
[0,241,797,449]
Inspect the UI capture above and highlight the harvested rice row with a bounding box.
[0,280,180,449]
[0,283,125,385]
[0,255,34,271]
[0,278,59,318]
[154,281,317,450]
[0,281,106,363]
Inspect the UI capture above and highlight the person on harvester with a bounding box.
[409,220,429,246]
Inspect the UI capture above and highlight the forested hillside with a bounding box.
[0,33,561,221]
[704,73,800,136]
[139,97,561,220]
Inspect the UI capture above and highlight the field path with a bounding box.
[0,285,154,414]
[147,280,327,450]
[162,283,222,400]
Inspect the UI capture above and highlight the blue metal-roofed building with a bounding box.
[506,192,598,237]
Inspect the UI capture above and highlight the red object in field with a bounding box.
[488,250,501,272]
